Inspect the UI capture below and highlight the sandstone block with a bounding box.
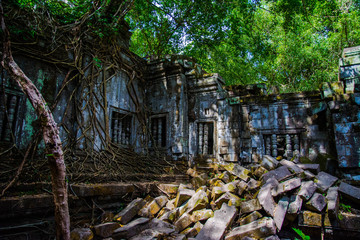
[175,189,195,207]
[70,228,93,240]
[225,217,276,240]
[239,199,262,215]
[257,185,276,217]
[114,198,145,224]
[181,221,203,238]
[287,195,303,222]
[261,155,279,170]
[222,181,239,193]
[223,163,250,182]
[272,177,301,196]
[174,213,192,232]
[273,196,289,231]
[280,159,304,174]
[158,208,178,223]
[305,192,326,212]
[262,166,292,182]
[196,203,237,240]
[94,222,121,238]
[215,192,241,208]
[299,210,321,227]
[211,186,225,200]
[191,209,214,222]
[158,184,179,196]
[253,166,268,179]
[338,212,360,230]
[297,164,320,174]
[339,182,360,204]
[218,171,232,183]
[179,190,209,216]
[112,217,150,239]
[246,178,261,191]
[315,171,338,192]
[237,211,262,225]
[237,181,248,196]
[297,181,317,200]
[326,187,339,219]
[191,176,207,190]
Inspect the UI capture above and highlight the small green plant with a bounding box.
[293,227,310,240]
[340,203,351,213]
[338,213,344,220]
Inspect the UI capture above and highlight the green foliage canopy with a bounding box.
[5,0,360,92]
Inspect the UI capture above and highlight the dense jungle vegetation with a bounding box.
[5,0,360,92]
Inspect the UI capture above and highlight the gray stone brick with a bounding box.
[305,192,327,212]
[196,203,237,240]
[326,187,339,220]
[262,166,292,183]
[339,182,360,204]
[273,196,289,231]
[315,171,338,192]
[298,181,317,200]
[272,177,301,197]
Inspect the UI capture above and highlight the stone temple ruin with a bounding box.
[1,22,360,239]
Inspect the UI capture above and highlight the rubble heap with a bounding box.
[71,155,360,240]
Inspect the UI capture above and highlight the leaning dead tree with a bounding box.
[0,1,70,239]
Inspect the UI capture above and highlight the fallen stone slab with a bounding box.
[158,183,179,196]
[237,211,262,225]
[262,166,292,182]
[237,181,248,196]
[70,228,93,240]
[211,186,225,200]
[175,189,196,207]
[315,171,338,192]
[218,171,232,183]
[158,208,178,223]
[253,165,268,179]
[138,195,169,218]
[239,199,262,215]
[339,182,360,204]
[94,222,121,238]
[215,192,241,208]
[112,217,150,239]
[297,164,320,174]
[114,198,145,225]
[273,196,289,231]
[305,192,327,212]
[261,155,279,171]
[287,195,303,222]
[280,159,304,174]
[299,210,322,227]
[175,213,192,232]
[272,177,301,196]
[191,176,207,190]
[149,218,175,233]
[326,187,339,219]
[297,181,317,201]
[196,203,237,240]
[225,217,276,240]
[257,185,276,217]
[338,212,360,230]
[222,181,239,193]
[179,189,209,216]
[187,168,198,178]
[302,170,315,180]
[223,163,250,182]
[246,178,261,191]
[191,209,214,222]
[181,221,203,238]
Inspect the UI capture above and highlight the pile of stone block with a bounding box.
[70,155,360,240]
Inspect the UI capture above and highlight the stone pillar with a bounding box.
[198,123,203,154]
[286,134,292,159]
[158,118,162,147]
[271,134,277,157]
[203,123,209,155]
[265,136,271,155]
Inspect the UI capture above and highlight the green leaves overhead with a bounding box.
[128,0,360,92]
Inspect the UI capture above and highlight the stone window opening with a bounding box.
[204,108,210,116]
[111,111,132,145]
[150,116,167,148]
[264,133,300,159]
[197,122,214,155]
[0,92,20,142]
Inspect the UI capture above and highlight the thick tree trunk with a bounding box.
[0,2,70,239]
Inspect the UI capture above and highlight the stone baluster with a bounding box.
[286,134,292,159]
[203,123,209,155]
[271,134,277,157]
[198,123,203,154]
[265,135,271,155]
[158,118,162,147]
